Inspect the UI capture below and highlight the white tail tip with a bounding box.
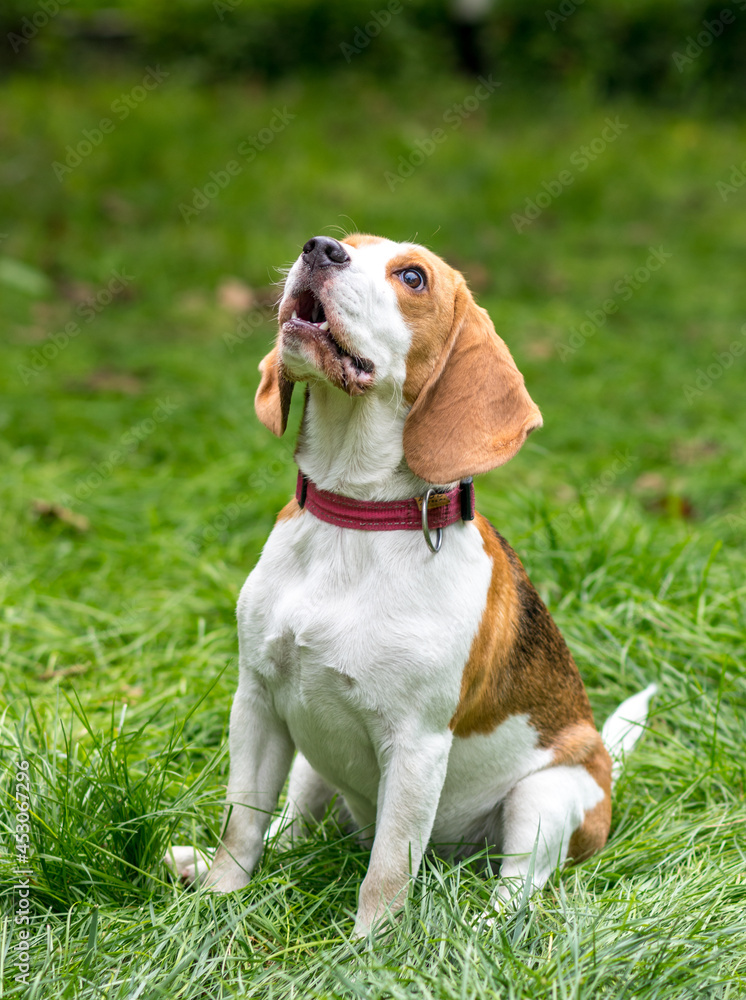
[601,683,657,783]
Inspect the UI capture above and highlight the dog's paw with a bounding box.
[200,866,251,892]
[163,845,213,886]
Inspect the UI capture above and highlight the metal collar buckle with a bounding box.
[421,488,443,554]
[421,478,473,553]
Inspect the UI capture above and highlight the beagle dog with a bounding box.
[167,234,655,935]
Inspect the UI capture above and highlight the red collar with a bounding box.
[295,471,475,532]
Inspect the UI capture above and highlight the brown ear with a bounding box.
[403,283,542,483]
[254,343,295,436]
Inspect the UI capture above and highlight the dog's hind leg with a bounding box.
[494,763,609,908]
[267,752,336,844]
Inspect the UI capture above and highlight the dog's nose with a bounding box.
[302,236,350,270]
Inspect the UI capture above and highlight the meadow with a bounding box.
[1,70,745,998]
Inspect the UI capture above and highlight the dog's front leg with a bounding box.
[354,731,452,938]
[203,675,295,892]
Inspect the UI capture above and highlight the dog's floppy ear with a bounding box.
[403,282,542,483]
[255,342,294,436]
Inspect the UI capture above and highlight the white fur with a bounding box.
[497,765,605,901]
[165,238,653,934]
[602,683,657,783]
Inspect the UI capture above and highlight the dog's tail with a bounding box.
[601,683,657,784]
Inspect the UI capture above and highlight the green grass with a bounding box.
[1,70,745,998]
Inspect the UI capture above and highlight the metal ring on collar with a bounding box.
[421,488,443,554]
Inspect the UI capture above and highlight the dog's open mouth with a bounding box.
[294,289,330,328]
[282,289,375,396]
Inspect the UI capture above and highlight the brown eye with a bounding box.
[400,268,425,290]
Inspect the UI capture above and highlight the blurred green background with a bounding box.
[1,2,746,996]
[3,0,745,596]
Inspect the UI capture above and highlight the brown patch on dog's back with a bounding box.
[551,723,603,766]
[450,515,594,744]
[449,515,519,737]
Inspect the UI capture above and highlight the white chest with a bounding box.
[236,515,490,798]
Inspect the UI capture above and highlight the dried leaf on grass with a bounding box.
[39,662,90,682]
[32,500,90,533]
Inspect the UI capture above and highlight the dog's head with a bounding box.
[256,234,542,484]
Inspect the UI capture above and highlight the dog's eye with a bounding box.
[399,269,426,291]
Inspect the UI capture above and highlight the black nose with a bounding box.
[302,236,350,270]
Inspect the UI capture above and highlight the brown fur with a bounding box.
[566,743,613,862]
[551,723,605,767]
[397,258,542,485]
[255,343,294,437]
[341,233,387,249]
[450,513,613,859]
[450,515,595,745]
[384,248,461,404]
[275,498,303,523]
